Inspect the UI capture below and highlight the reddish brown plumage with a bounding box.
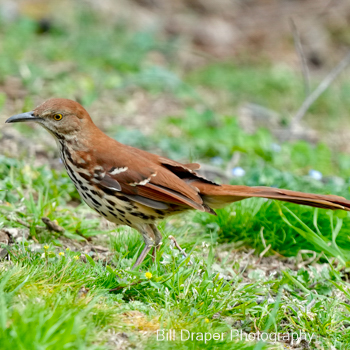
[6,98,350,267]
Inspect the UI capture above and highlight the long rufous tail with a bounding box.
[194,183,350,211]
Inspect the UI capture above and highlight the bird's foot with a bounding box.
[132,244,152,269]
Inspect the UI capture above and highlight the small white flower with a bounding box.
[231,167,245,177]
[309,169,322,180]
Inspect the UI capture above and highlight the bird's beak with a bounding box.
[5,111,40,124]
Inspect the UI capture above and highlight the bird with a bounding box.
[6,98,350,267]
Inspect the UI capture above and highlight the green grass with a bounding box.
[2,6,350,350]
[2,225,350,349]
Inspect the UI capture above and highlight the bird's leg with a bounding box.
[132,224,156,269]
[168,235,187,258]
[132,245,152,269]
[150,224,162,261]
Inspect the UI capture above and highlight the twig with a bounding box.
[41,217,65,233]
[290,18,310,97]
[297,249,318,268]
[12,217,45,231]
[290,50,350,128]
[168,235,187,257]
[255,244,271,265]
[259,244,271,259]
[15,218,30,228]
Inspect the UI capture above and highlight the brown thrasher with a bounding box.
[6,98,350,267]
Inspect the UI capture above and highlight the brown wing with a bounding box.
[91,140,214,212]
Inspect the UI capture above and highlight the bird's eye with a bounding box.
[54,114,63,121]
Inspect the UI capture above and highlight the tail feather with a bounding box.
[194,184,350,211]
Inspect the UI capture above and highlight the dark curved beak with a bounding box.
[5,111,40,123]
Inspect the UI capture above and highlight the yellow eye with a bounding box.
[54,114,63,121]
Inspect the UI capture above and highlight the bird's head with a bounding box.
[5,98,94,140]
